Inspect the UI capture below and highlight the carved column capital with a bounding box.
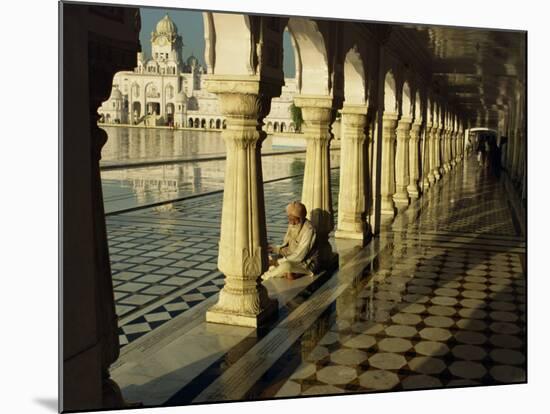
[204,76,274,118]
[382,113,398,143]
[294,94,335,143]
[341,104,368,142]
[396,118,412,141]
[410,122,422,140]
[341,103,369,116]
[382,112,399,122]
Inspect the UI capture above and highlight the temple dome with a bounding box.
[156,14,177,35]
[110,87,122,100]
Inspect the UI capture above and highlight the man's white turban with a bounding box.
[286,201,307,219]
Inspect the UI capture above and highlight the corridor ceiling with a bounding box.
[401,24,526,129]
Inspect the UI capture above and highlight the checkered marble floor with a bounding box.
[107,170,341,347]
[273,160,526,397]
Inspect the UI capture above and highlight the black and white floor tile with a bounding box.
[108,170,341,348]
[275,162,526,397]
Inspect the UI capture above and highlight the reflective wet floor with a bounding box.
[273,163,525,397]
[109,155,525,406]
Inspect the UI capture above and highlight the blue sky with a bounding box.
[139,7,295,77]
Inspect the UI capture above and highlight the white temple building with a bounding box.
[98,14,298,132]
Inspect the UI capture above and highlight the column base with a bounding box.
[392,193,410,208]
[422,178,431,189]
[407,184,420,199]
[335,228,370,241]
[206,297,278,328]
[379,213,395,228]
[381,198,396,217]
[444,163,451,172]
[380,208,396,217]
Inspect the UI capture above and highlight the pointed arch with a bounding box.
[384,70,397,114]
[205,13,255,75]
[401,81,412,119]
[287,18,329,95]
[343,45,367,105]
[413,89,423,124]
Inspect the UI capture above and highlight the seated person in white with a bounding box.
[262,201,320,280]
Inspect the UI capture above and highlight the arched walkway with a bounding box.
[62,7,526,411]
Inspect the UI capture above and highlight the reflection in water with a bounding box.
[100,126,340,213]
[101,126,227,164]
[100,125,304,165]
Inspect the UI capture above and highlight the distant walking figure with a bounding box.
[476,137,487,166]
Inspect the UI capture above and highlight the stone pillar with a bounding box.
[367,111,379,232]
[448,128,453,169]
[407,121,422,199]
[443,128,451,172]
[335,104,371,241]
[294,95,337,264]
[433,126,442,181]
[423,125,433,188]
[447,128,453,168]
[393,117,411,207]
[380,113,398,217]
[427,125,437,185]
[454,129,459,163]
[440,128,447,173]
[204,76,278,327]
[61,4,141,412]
[451,130,458,168]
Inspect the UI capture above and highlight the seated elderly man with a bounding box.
[262,201,320,280]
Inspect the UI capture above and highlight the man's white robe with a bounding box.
[262,219,317,280]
